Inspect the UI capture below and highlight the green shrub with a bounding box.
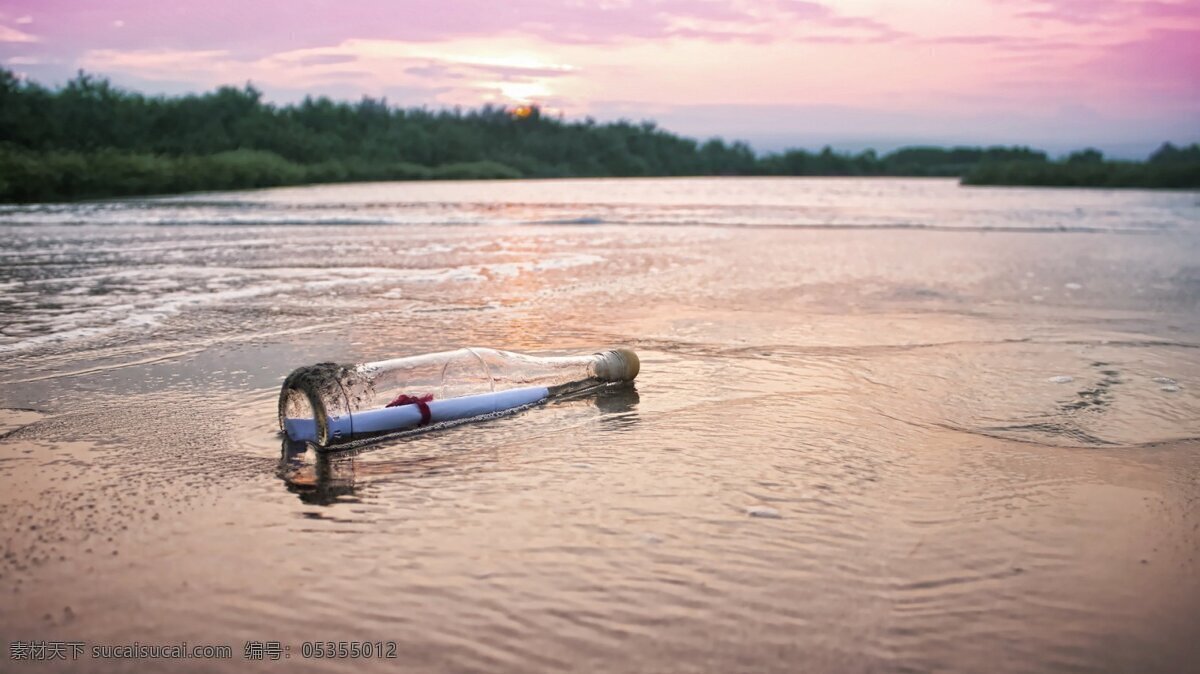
[430,160,522,180]
[963,159,1200,189]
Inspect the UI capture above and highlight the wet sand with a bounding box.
[1,178,1198,672]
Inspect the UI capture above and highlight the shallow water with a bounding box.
[1,178,1198,673]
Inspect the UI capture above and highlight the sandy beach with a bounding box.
[1,177,1198,673]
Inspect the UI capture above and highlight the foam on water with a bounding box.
[746,505,783,519]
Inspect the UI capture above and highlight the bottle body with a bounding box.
[279,347,638,447]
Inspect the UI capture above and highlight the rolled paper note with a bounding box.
[284,385,551,443]
[284,417,319,442]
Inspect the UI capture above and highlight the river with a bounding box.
[1,177,1198,672]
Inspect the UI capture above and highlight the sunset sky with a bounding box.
[1,0,1197,156]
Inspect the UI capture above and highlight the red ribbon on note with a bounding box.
[385,393,434,426]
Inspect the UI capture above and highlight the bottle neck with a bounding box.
[543,349,639,397]
[589,348,640,383]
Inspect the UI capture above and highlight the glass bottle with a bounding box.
[279,347,639,447]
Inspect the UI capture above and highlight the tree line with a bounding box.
[0,69,1196,202]
[961,144,1200,189]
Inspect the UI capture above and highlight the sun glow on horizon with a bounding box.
[496,80,551,105]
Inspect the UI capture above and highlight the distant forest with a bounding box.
[1,69,1197,202]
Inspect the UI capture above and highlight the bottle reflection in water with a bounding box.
[279,347,639,448]
[278,439,359,505]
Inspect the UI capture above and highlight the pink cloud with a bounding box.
[1016,0,1200,24]
[0,0,904,53]
[0,1,727,51]
[1081,27,1200,95]
[920,34,1084,52]
[0,23,38,42]
[774,0,907,41]
[1140,0,1200,18]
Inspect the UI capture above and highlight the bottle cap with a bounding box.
[594,348,640,382]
